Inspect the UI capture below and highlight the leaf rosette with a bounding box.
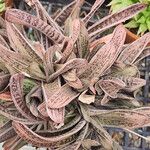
[0,0,149,149]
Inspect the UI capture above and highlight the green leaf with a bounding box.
[137,23,147,34]
[142,8,150,17]
[146,18,150,31]
[0,3,5,13]
[125,19,139,28]
[23,79,37,95]
[137,16,146,24]
[111,3,125,13]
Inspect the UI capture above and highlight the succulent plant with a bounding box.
[109,0,150,35]
[0,0,149,149]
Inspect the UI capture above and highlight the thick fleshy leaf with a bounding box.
[98,78,126,98]
[25,85,43,118]
[48,58,88,82]
[10,74,39,121]
[88,3,147,38]
[62,69,77,82]
[6,22,43,64]
[77,20,89,58]
[28,0,62,33]
[42,81,65,124]
[0,44,45,80]
[70,19,81,44]
[119,76,146,92]
[80,104,113,150]
[5,9,66,44]
[66,77,83,89]
[80,25,126,83]
[134,47,150,64]
[69,0,85,19]
[54,1,76,25]
[62,69,83,89]
[12,120,86,147]
[36,115,81,136]
[57,123,89,150]
[111,63,139,78]
[60,38,74,63]
[78,90,95,104]
[63,1,82,37]
[93,109,150,129]
[118,32,150,64]
[83,0,105,24]
[43,84,79,109]
[0,104,42,124]
[45,45,62,76]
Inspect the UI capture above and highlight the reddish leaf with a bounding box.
[88,3,147,38]
[5,9,66,44]
[10,74,39,120]
[12,120,86,147]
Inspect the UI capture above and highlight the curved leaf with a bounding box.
[81,25,126,83]
[10,74,39,120]
[12,120,86,147]
[83,0,105,24]
[43,84,79,109]
[48,58,88,82]
[6,22,43,64]
[54,1,76,25]
[6,9,65,44]
[118,32,150,64]
[88,3,147,38]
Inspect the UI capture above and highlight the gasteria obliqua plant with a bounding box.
[0,0,149,149]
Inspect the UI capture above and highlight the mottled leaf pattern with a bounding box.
[83,0,104,24]
[12,120,86,147]
[98,78,126,98]
[88,3,147,38]
[44,84,79,109]
[42,81,65,124]
[81,25,126,83]
[5,9,66,44]
[10,74,38,120]
[0,0,149,149]
[93,110,150,129]
[48,58,88,82]
[54,1,76,25]
[118,32,150,64]
[6,22,43,64]
[134,47,150,64]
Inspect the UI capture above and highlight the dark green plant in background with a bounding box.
[109,0,150,34]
